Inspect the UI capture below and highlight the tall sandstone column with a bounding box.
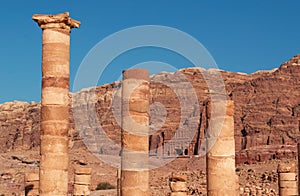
[206,100,236,196]
[121,68,150,196]
[32,12,80,196]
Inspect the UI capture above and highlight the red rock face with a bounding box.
[1,55,300,164]
[0,101,40,153]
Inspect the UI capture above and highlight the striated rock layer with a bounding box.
[1,55,300,165]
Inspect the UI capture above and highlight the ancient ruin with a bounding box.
[1,11,300,196]
[169,173,188,195]
[74,168,92,195]
[277,163,297,196]
[121,68,150,195]
[32,12,80,195]
[206,100,236,195]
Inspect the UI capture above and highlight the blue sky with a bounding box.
[0,1,299,103]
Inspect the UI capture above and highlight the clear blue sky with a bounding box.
[0,1,299,103]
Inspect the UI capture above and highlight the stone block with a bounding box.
[74,174,91,185]
[279,173,296,181]
[25,173,39,182]
[122,133,149,151]
[207,190,237,196]
[279,187,298,195]
[40,136,68,153]
[40,153,68,170]
[39,169,68,193]
[207,157,236,191]
[121,189,148,196]
[42,76,69,89]
[277,163,295,173]
[170,181,187,192]
[121,170,149,187]
[41,87,69,105]
[279,180,297,188]
[207,137,235,156]
[123,68,149,80]
[75,168,92,175]
[170,192,188,196]
[170,173,187,182]
[43,29,70,44]
[207,116,234,138]
[41,121,69,136]
[74,184,90,195]
[209,100,234,117]
[41,105,69,121]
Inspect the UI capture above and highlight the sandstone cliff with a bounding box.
[1,54,300,165]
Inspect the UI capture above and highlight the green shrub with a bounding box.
[95,182,115,190]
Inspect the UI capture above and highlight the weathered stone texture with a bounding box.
[0,55,300,167]
[32,12,80,196]
[277,163,298,196]
[206,100,236,195]
[121,68,150,196]
[74,168,91,196]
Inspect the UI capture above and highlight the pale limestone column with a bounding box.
[121,68,150,196]
[32,12,80,196]
[277,163,298,196]
[74,168,92,196]
[206,100,236,195]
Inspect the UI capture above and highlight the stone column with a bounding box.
[121,68,150,195]
[169,173,188,196]
[277,163,298,196]
[74,168,92,196]
[32,12,80,196]
[206,100,236,195]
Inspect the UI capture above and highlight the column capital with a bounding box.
[32,12,80,31]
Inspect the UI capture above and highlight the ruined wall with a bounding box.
[1,55,300,164]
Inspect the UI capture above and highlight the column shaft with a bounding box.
[32,12,80,196]
[40,27,70,196]
[206,100,236,195]
[121,68,150,196]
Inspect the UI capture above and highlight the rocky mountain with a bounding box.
[1,54,300,165]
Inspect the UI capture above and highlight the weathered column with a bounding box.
[277,163,298,196]
[169,173,188,196]
[74,168,92,196]
[32,12,80,196]
[206,100,236,195]
[121,68,150,195]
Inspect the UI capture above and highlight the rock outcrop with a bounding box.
[1,54,300,165]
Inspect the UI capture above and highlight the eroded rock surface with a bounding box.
[1,55,300,165]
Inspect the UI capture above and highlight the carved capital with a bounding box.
[32,12,80,31]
